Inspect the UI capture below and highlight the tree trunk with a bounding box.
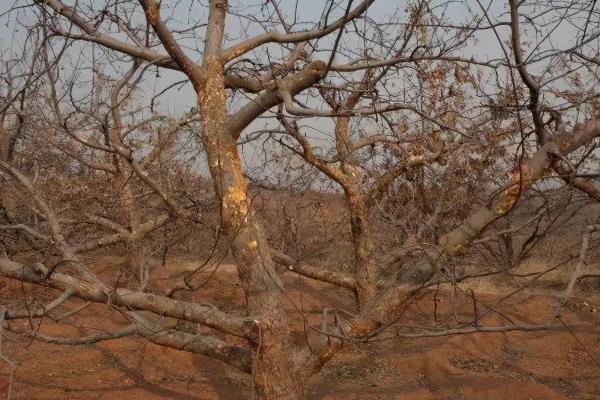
[197,56,302,399]
[335,114,378,307]
[124,240,144,285]
[346,191,377,306]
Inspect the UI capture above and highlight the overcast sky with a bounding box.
[0,1,594,187]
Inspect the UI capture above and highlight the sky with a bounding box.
[0,0,596,187]
[0,0,519,112]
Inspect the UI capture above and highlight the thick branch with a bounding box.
[8,322,252,373]
[219,0,375,62]
[138,326,252,373]
[270,248,357,290]
[227,60,327,140]
[34,0,257,92]
[138,0,205,87]
[552,162,600,202]
[36,0,180,69]
[0,258,257,339]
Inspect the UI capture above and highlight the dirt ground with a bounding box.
[1,257,600,400]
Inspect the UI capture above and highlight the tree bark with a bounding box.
[346,190,377,306]
[201,101,302,399]
[331,110,378,306]
[195,12,302,394]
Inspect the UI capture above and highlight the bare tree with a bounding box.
[1,0,600,398]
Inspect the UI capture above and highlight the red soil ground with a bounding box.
[1,257,599,399]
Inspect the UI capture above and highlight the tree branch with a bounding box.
[227,60,327,140]
[0,258,258,339]
[219,0,375,63]
[270,248,357,290]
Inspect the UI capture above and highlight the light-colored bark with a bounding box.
[0,258,256,339]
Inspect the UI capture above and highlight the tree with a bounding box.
[1,1,600,398]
